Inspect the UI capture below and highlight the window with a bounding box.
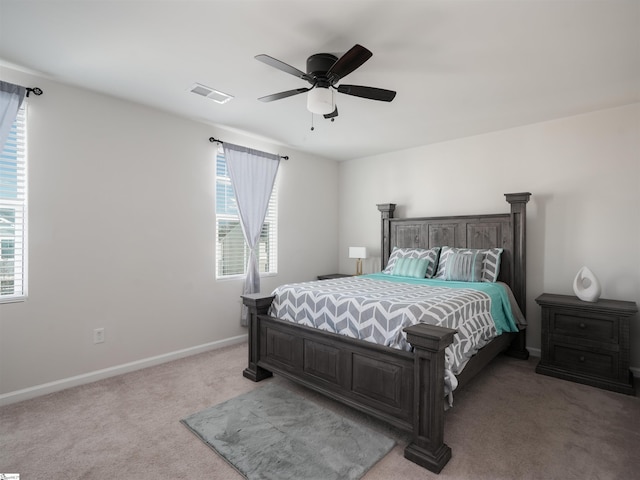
[215,152,277,278]
[0,105,27,301]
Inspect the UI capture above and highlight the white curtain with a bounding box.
[223,142,280,325]
[0,81,26,152]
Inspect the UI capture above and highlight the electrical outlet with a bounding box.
[93,328,105,344]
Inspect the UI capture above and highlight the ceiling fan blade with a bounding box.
[324,106,339,119]
[337,84,396,102]
[326,44,372,81]
[258,87,311,102]
[255,54,312,82]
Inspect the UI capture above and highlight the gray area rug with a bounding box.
[181,382,395,480]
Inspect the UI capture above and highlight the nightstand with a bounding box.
[317,273,352,280]
[535,293,637,395]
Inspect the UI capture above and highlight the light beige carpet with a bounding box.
[1,343,639,479]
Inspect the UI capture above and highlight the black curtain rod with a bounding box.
[26,87,43,97]
[209,137,289,160]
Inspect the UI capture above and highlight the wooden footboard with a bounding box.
[242,293,456,473]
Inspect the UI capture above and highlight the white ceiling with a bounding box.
[1,0,638,161]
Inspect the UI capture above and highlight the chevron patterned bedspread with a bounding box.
[269,273,520,394]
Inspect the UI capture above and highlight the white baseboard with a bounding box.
[527,347,541,358]
[0,334,248,407]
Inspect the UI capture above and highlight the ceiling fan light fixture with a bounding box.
[307,87,334,115]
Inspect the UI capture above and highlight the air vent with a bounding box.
[189,83,234,104]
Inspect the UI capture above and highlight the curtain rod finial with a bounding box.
[26,87,43,97]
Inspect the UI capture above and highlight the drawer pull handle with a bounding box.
[579,323,586,329]
[579,356,586,362]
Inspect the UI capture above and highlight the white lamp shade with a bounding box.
[349,247,368,259]
[307,87,334,115]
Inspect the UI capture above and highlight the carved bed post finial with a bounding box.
[377,203,396,270]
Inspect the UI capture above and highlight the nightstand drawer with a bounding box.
[550,312,617,343]
[550,343,618,378]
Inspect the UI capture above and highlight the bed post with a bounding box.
[403,323,456,473]
[242,293,275,382]
[377,203,396,270]
[504,192,531,360]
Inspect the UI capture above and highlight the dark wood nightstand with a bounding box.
[317,273,353,280]
[535,293,637,395]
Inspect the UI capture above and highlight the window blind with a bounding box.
[0,105,27,301]
[215,153,278,278]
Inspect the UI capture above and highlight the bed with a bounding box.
[241,192,531,473]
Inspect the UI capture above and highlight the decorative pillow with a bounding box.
[435,246,503,283]
[443,252,483,282]
[392,257,430,278]
[383,246,441,278]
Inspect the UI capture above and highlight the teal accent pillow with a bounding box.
[383,247,441,278]
[392,257,430,278]
[444,252,483,282]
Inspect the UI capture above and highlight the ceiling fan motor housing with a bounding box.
[307,53,338,87]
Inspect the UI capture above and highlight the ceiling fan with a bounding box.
[255,44,396,119]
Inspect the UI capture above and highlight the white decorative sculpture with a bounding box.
[573,266,601,302]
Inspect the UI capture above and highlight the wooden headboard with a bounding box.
[377,192,531,314]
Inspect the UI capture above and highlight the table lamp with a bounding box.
[349,247,368,276]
